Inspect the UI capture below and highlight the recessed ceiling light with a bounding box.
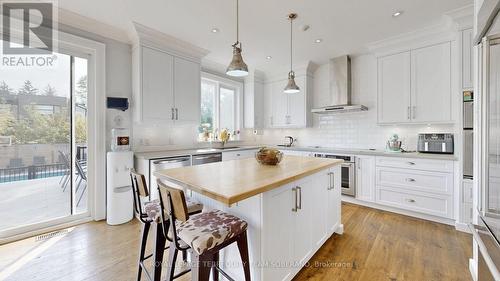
[392,11,403,17]
[315,39,323,43]
[211,27,219,33]
[266,56,272,60]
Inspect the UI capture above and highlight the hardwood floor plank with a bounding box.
[0,203,472,281]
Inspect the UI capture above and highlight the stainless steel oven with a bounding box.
[314,153,355,196]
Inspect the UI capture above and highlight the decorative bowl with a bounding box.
[255,147,283,165]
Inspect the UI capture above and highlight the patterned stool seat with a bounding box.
[176,209,248,255]
[144,197,203,222]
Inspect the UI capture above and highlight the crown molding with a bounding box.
[132,22,209,62]
[58,8,130,44]
[367,18,456,57]
[444,4,474,30]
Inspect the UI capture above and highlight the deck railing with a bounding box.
[0,163,67,183]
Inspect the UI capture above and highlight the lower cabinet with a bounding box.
[355,155,376,202]
[262,166,341,281]
[374,156,454,219]
[222,149,258,161]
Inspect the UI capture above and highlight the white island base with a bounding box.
[189,165,343,281]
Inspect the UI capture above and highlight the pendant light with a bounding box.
[226,0,248,77]
[284,13,300,94]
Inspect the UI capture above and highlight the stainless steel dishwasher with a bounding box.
[149,155,191,199]
[192,153,222,165]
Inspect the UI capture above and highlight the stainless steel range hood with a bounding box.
[312,55,368,114]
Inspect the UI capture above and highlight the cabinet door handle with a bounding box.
[407,161,415,165]
[297,186,302,210]
[407,106,411,120]
[406,178,416,182]
[292,187,298,212]
[175,108,179,120]
[171,108,175,120]
[412,106,416,119]
[406,198,416,203]
[327,172,334,190]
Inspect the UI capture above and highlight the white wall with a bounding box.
[59,24,133,151]
[243,54,457,151]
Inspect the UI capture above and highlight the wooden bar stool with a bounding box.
[130,170,204,281]
[157,181,251,281]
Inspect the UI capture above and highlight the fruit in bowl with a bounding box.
[255,147,283,165]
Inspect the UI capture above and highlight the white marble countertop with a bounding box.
[134,144,457,161]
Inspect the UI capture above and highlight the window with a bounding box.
[199,74,242,141]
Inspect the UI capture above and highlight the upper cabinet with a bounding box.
[132,23,208,124]
[377,52,411,123]
[264,65,314,128]
[377,41,452,124]
[462,28,474,89]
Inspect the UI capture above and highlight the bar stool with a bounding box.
[157,181,251,281]
[130,170,204,281]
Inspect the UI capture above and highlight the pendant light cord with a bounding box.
[290,16,293,73]
[236,0,239,46]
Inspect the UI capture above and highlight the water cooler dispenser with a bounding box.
[106,151,134,225]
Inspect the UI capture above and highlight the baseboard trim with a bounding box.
[455,222,471,233]
[469,258,478,281]
[336,224,344,235]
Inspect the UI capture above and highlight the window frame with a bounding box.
[200,72,243,140]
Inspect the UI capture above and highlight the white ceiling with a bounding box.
[58,0,472,73]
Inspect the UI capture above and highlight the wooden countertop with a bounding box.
[154,155,343,205]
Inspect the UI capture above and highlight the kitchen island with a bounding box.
[154,155,343,281]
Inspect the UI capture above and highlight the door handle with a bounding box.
[406,198,416,203]
[292,187,298,212]
[406,178,416,182]
[327,172,334,190]
[171,108,175,120]
[407,161,415,165]
[407,106,411,120]
[297,186,302,210]
[175,108,179,120]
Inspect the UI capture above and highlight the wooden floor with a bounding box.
[0,203,472,281]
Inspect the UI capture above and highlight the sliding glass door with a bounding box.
[0,45,90,235]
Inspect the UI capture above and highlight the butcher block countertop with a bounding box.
[154,155,343,206]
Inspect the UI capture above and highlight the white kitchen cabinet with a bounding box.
[282,150,306,156]
[173,57,201,124]
[292,176,313,265]
[261,166,341,281]
[377,42,452,124]
[326,167,342,234]
[377,52,411,124]
[462,28,474,89]
[411,42,451,123]
[268,75,310,128]
[355,155,375,202]
[221,149,258,161]
[374,156,454,219]
[270,81,289,127]
[134,45,202,124]
[262,184,294,281]
[244,71,265,129]
[141,46,174,123]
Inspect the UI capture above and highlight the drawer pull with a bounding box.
[406,178,416,182]
[407,161,416,165]
[406,198,416,203]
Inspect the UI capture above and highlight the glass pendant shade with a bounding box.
[226,44,248,77]
[284,71,300,93]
